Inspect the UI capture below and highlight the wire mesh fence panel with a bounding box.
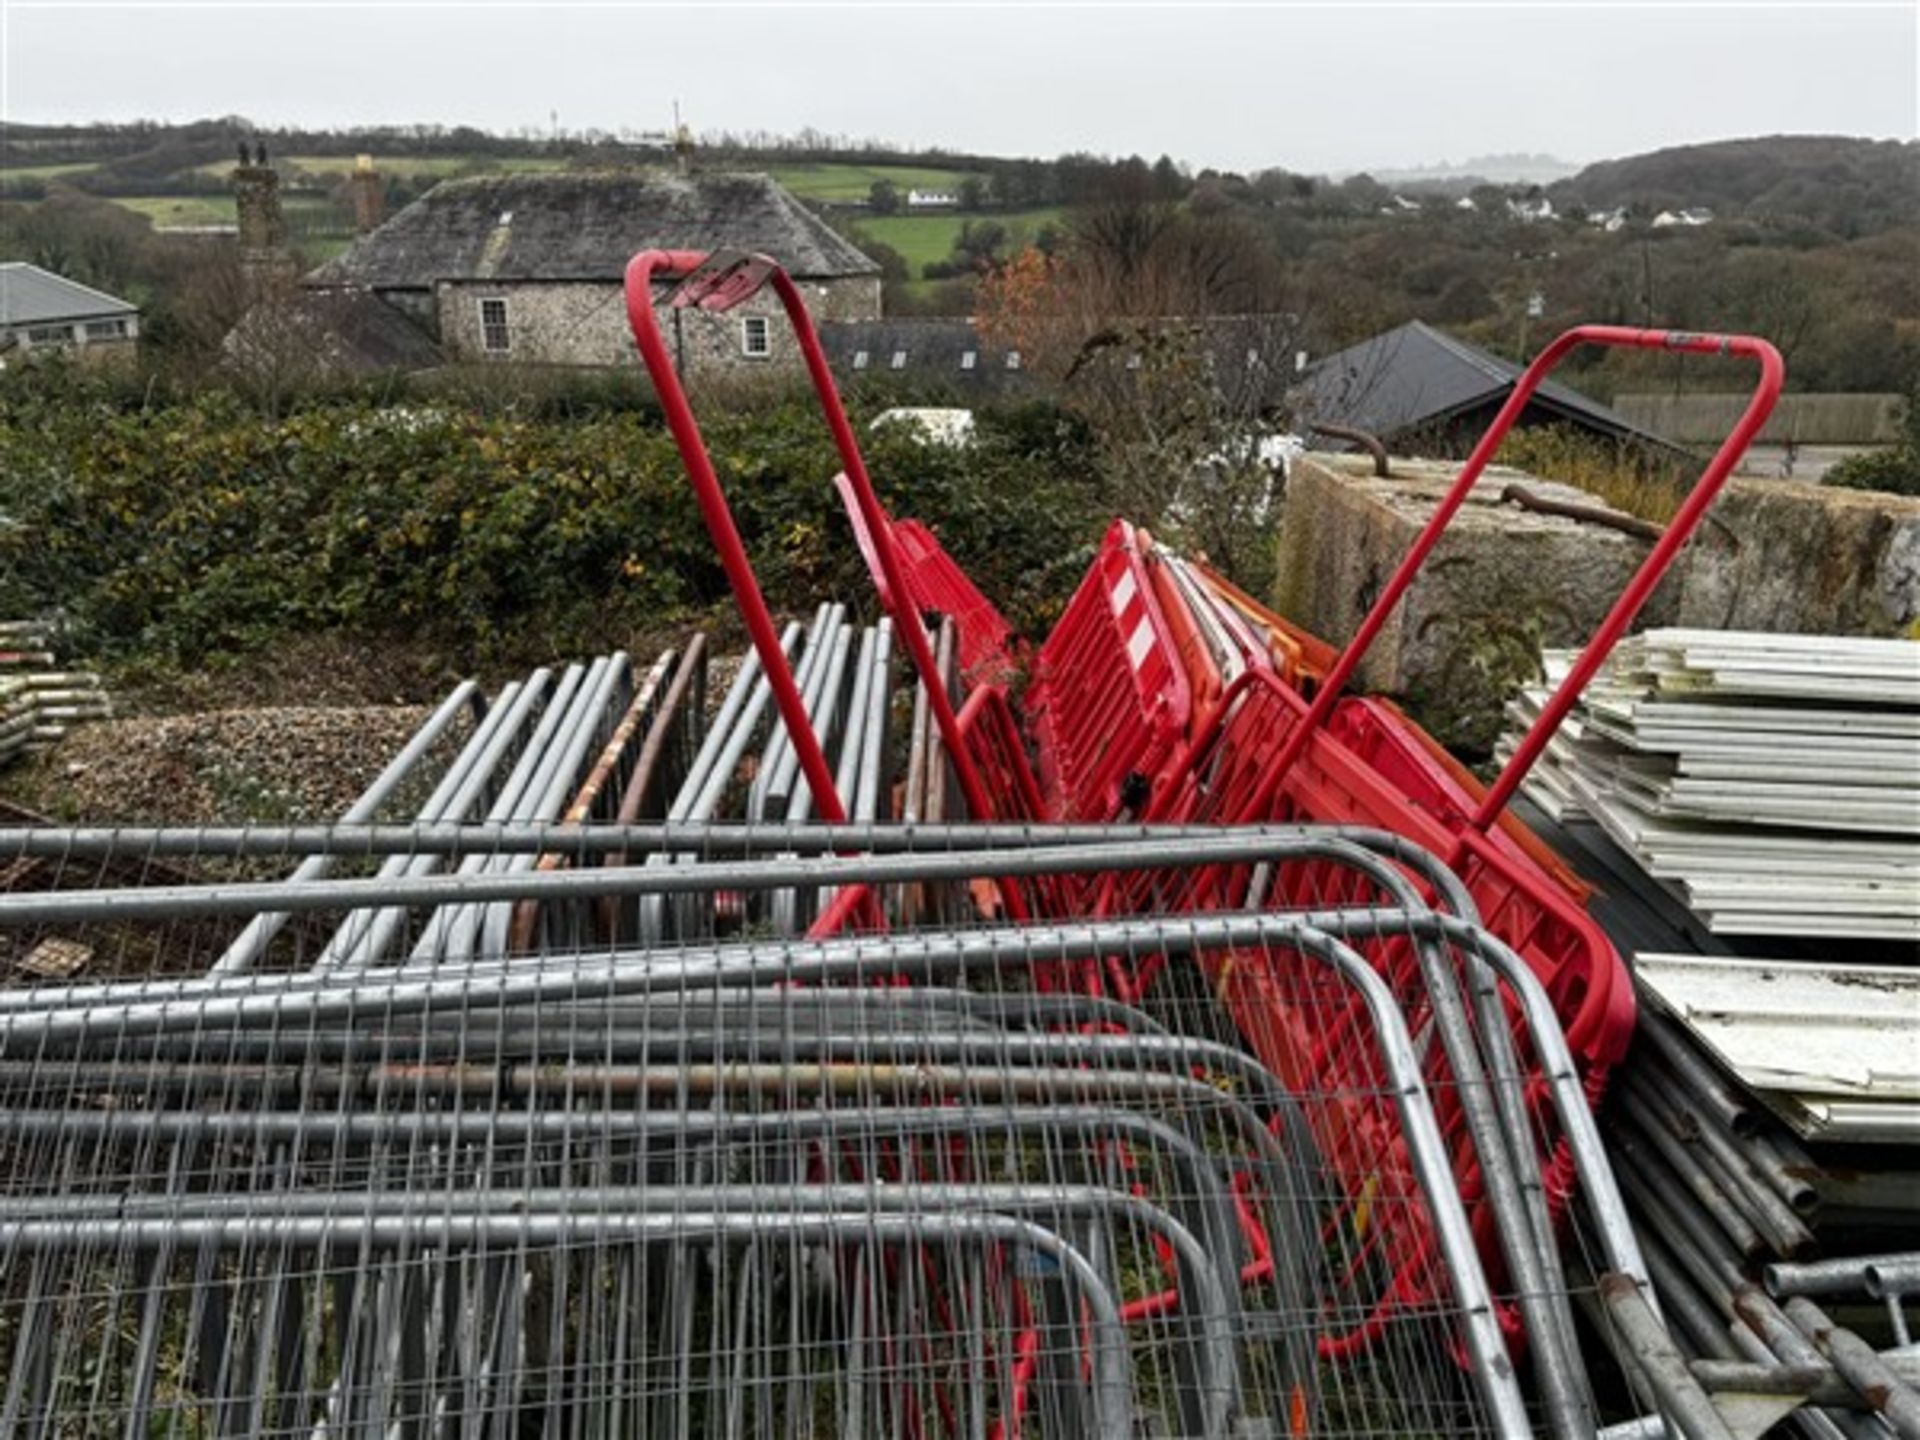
[0,634,1725,1440]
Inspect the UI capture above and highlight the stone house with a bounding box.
[304,172,881,375]
[0,263,140,363]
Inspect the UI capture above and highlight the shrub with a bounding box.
[1494,424,1694,523]
[1825,388,1919,497]
[1825,446,1920,496]
[0,371,1107,666]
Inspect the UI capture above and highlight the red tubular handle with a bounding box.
[1267,325,1784,834]
[622,249,1002,840]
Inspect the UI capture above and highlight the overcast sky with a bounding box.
[3,2,1914,174]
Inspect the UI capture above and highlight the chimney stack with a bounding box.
[346,154,386,234]
[231,141,296,293]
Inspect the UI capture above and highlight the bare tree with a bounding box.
[977,204,1309,589]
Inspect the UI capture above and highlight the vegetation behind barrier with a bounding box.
[0,368,1108,668]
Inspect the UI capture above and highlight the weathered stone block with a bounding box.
[1273,453,1679,753]
[1675,478,1920,635]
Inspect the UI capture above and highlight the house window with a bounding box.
[84,318,128,340]
[960,350,977,371]
[26,325,70,346]
[741,315,771,359]
[852,350,869,370]
[890,350,907,370]
[1005,350,1022,371]
[478,297,511,353]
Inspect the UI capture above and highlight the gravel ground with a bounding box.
[19,705,454,825]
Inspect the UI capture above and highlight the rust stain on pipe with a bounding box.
[506,649,677,953]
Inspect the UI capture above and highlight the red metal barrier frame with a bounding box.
[621,248,1004,838]
[1260,326,1784,843]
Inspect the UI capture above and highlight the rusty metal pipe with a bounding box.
[1307,421,1391,476]
[1499,481,1666,541]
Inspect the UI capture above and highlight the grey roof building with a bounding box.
[819,314,1301,410]
[1295,320,1673,454]
[309,172,879,289]
[819,319,1029,393]
[224,289,444,378]
[302,171,881,372]
[0,263,140,355]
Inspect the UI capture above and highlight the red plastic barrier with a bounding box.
[1142,546,1227,743]
[1025,519,1192,821]
[892,520,1021,686]
[1328,697,1594,905]
[1104,668,1632,1353]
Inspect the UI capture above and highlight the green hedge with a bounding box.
[0,376,1106,665]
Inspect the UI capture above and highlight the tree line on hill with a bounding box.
[5,119,1915,397]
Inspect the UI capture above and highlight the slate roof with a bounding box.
[308,172,879,289]
[225,290,442,374]
[817,319,1028,392]
[0,263,139,326]
[1296,320,1669,449]
[817,315,1298,402]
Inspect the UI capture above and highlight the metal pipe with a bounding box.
[1784,1297,1920,1438]
[753,603,841,821]
[512,647,678,952]
[1869,1260,1920,1301]
[0,831,1479,927]
[1772,1256,1920,1301]
[475,652,630,955]
[405,661,590,962]
[311,672,545,969]
[641,623,801,942]
[1636,1011,1758,1136]
[208,679,478,975]
[1615,1098,1767,1259]
[1691,1357,1920,1408]
[856,618,894,824]
[1621,1068,1811,1257]
[1600,1273,1738,1440]
[0,817,1432,862]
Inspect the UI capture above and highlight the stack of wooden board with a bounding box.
[1498,629,1919,941]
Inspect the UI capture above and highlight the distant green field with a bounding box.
[196,153,569,180]
[767,162,981,203]
[115,194,237,226]
[850,207,1064,273]
[2,160,102,181]
[113,193,346,231]
[295,235,355,263]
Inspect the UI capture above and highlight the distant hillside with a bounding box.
[1370,152,1579,187]
[1554,135,1920,236]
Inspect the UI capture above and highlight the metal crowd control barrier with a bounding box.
[0,815,1768,1440]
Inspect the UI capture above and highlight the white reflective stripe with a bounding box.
[1127,617,1155,669]
[1110,569,1137,615]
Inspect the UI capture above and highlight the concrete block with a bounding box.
[1675,478,1920,635]
[1273,452,1678,754]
